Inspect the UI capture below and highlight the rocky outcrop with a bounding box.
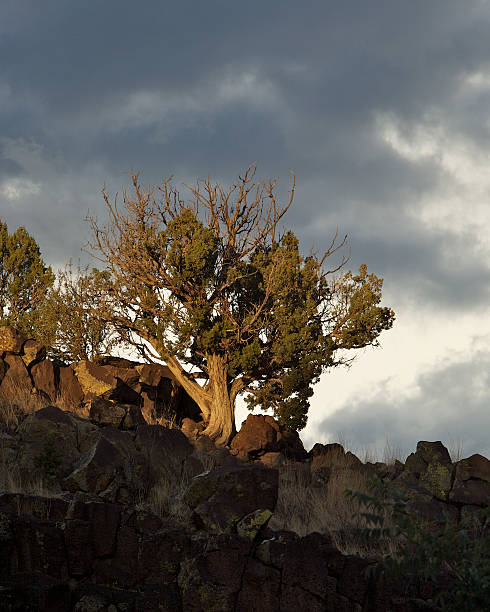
[0,325,201,428]
[0,492,431,612]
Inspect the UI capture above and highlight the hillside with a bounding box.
[0,326,488,611]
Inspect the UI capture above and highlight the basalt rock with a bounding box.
[230,414,307,462]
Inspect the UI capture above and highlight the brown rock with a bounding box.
[73,360,115,398]
[184,463,278,532]
[88,397,126,428]
[21,339,46,368]
[121,404,146,430]
[57,365,84,413]
[31,359,57,402]
[0,354,34,401]
[136,362,175,386]
[453,453,490,482]
[64,519,93,577]
[230,414,307,461]
[0,326,27,354]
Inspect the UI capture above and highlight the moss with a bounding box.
[422,462,452,501]
[237,509,273,540]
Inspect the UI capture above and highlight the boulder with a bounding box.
[57,365,84,413]
[73,360,114,398]
[21,339,46,368]
[405,441,453,501]
[73,360,141,403]
[184,463,278,532]
[31,359,57,402]
[0,354,34,400]
[63,430,128,497]
[0,326,27,355]
[449,454,490,506]
[310,443,362,469]
[230,414,307,461]
[18,405,81,477]
[88,397,126,428]
[135,424,197,482]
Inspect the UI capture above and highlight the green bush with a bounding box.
[346,476,490,611]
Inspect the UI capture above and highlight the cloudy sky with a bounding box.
[2,0,490,459]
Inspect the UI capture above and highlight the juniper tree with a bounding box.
[39,262,125,362]
[0,219,55,336]
[88,165,395,445]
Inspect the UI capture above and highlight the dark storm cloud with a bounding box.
[2,0,490,302]
[314,352,490,460]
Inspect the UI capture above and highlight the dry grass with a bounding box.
[270,460,398,558]
[0,439,59,498]
[0,379,50,433]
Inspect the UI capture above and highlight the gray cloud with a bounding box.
[313,353,490,461]
[1,1,490,456]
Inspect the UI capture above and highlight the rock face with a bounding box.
[0,492,424,612]
[184,464,278,533]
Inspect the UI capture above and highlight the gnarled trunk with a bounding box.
[202,354,235,446]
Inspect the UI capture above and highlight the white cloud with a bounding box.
[0,177,40,201]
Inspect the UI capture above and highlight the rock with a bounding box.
[449,455,490,506]
[230,414,307,461]
[178,534,251,612]
[236,558,281,612]
[73,360,114,398]
[21,339,46,368]
[57,365,84,413]
[31,359,57,402]
[88,397,126,428]
[63,431,126,496]
[0,326,27,354]
[405,441,453,501]
[0,354,33,399]
[184,463,278,532]
[136,362,175,386]
[120,404,146,430]
[18,405,81,478]
[310,443,362,470]
[135,424,196,481]
[453,453,490,482]
[236,509,273,540]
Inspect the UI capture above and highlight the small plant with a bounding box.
[346,476,490,611]
[34,433,63,486]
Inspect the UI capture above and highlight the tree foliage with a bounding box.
[36,262,125,362]
[88,165,395,443]
[0,219,54,335]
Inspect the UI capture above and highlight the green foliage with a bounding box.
[346,476,490,610]
[34,433,63,485]
[0,219,54,336]
[35,262,125,362]
[88,166,395,439]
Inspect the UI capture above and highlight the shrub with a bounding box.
[346,476,490,611]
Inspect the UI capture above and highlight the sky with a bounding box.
[1,0,490,460]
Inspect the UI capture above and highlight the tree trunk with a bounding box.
[202,354,235,446]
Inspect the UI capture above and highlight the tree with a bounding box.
[0,219,55,336]
[88,165,395,445]
[37,262,126,362]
